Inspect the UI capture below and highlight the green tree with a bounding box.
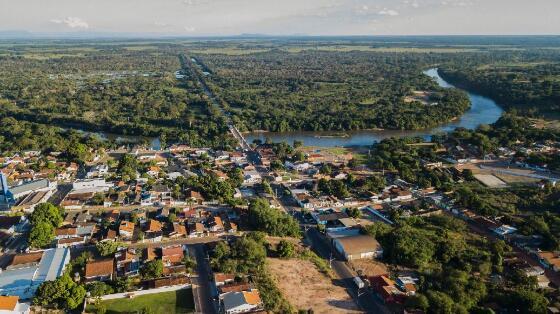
[34,273,86,310]
[29,221,55,248]
[427,291,455,314]
[277,240,296,258]
[248,198,300,237]
[361,223,392,239]
[96,241,123,257]
[182,256,197,273]
[30,203,63,227]
[141,259,163,279]
[87,282,114,297]
[346,207,361,218]
[405,293,429,312]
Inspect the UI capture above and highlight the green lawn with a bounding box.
[87,289,195,314]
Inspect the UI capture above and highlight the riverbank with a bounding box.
[245,68,504,147]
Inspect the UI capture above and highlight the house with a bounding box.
[0,248,70,299]
[56,236,86,248]
[170,223,187,238]
[208,216,224,233]
[115,249,140,277]
[84,259,115,282]
[334,235,383,260]
[313,212,349,225]
[119,221,135,239]
[0,296,30,314]
[188,222,205,238]
[144,219,163,242]
[243,170,262,185]
[537,251,560,272]
[161,246,185,274]
[54,227,77,240]
[187,191,204,205]
[162,246,184,266]
[214,273,235,286]
[151,184,172,205]
[146,166,161,177]
[493,225,517,238]
[221,289,263,314]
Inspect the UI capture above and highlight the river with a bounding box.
[245,68,504,147]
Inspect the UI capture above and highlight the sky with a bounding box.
[1,0,559,36]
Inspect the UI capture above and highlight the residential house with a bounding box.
[537,251,560,272]
[221,289,263,314]
[214,273,235,286]
[84,259,115,282]
[144,219,163,242]
[115,249,140,277]
[208,216,224,233]
[188,222,205,238]
[119,221,135,239]
[170,223,187,238]
[0,296,30,314]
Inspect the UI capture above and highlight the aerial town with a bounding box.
[1,111,559,313]
[0,11,559,311]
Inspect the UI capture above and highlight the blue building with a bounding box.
[0,173,15,210]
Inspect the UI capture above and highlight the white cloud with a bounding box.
[378,8,399,16]
[50,17,89,29]
[182,0,206,6]
[154,21,170,27]
[184,25,196,32]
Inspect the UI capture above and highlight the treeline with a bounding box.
[439,60,560,115]
[0,117,107,163]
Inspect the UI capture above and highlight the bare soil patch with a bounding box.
[267,258,363,313]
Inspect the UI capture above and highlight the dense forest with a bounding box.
[438,50,560,116]
[0,46,234,148]
[2,38,560,153]
[193,50,471,131]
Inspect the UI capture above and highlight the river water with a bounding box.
[245,68,504,147]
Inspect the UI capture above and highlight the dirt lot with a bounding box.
[348,259,388,278]
[267,258,362,313]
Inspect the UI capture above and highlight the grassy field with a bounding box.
[87,289,195,314]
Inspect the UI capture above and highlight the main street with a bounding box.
[188,54,390,313]
[190,243,218,314]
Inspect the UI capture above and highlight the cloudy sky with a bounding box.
[1,0,559,36]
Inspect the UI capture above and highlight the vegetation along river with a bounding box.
[245,68,504,147]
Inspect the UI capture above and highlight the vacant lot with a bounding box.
[268,258,362,313]
[349,258,389,278]
[87,289,195,314]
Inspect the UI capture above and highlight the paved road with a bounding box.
[306,228,391,314]
[190,244,218,314]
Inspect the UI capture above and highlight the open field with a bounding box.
[267,257,362,313]
[86,289,195,314]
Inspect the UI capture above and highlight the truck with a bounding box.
[353,276,365,289]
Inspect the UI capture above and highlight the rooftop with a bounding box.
[336,235,381,255]
[85,259,114,278]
